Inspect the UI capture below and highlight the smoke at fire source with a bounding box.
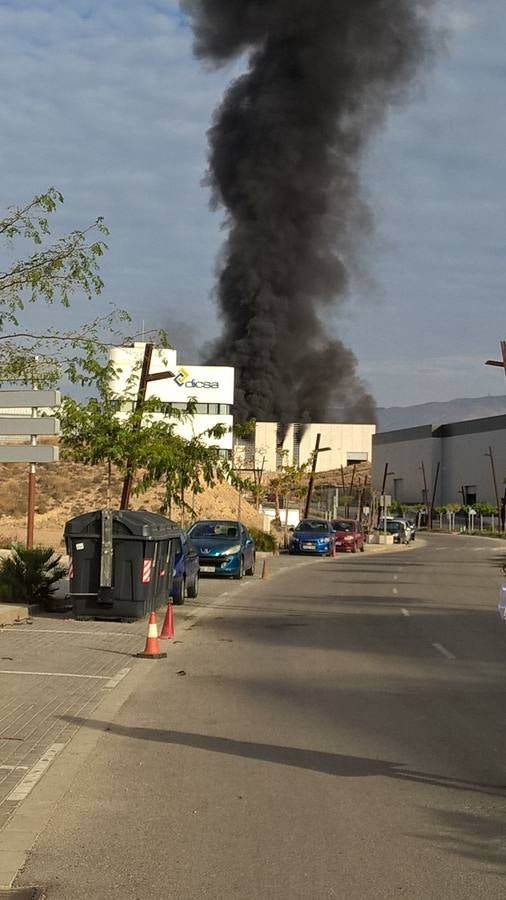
[181,0,434,423]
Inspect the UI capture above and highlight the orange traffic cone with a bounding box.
[136,611,167,659]
[261,559,268,580]
[160,602,175,640]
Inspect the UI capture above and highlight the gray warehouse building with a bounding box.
[372,415,506,508]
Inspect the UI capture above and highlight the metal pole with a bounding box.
[27,462,36,549]
[26,360,39,548]
[120,343,153,510]
[303,433,321,519]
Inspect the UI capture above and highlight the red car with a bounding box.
[331,519,365,553]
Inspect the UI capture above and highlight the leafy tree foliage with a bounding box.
[0,545,67,606]
[0,187,122,385]
[60,353,237,518]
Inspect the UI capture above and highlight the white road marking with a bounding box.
[104,667,131,689]
[401,608,410,617]
[393,575,398,581]
[6,743,65,802]
[432,642,456,660]
[0,670,110,680]
[0,765,29,771]
[392,587,398,595]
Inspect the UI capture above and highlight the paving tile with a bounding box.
[0,618,144,815]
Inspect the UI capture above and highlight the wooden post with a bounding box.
[303,433,321,519]
[429,461,440,530]
[420,461,429,527]
[120,343,153,510]
[485,446,501,519]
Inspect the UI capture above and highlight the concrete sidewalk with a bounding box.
[0,614,150,836]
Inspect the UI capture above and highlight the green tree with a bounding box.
[473,502,497,516]
[60,352,238,519]
[59,354,190,504]
[139,423,238,526]
[0,187,120,386]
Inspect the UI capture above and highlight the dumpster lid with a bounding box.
[64,509,181,541]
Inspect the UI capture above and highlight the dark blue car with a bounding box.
[171,529,200,605]
[289,518,336,556]
[187,519,256,579]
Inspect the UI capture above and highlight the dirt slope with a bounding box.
[0,462,264,548]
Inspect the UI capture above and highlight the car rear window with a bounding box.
[295,520,331,533]
[189,522,239,538]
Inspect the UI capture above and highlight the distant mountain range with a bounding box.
[376,395,506,432]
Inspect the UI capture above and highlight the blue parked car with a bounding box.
[289,518,336,556]
[171,529,200,605]
[187,520,256,579]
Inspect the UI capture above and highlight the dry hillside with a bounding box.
[0,462,264,548]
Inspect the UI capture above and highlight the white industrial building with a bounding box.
[109,344,376,471]
[372,415,506,507]
[234,421,376,473]
[109,344,235,455]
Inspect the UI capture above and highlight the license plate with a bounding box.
[302,543,315,550]
[200,566,215,573]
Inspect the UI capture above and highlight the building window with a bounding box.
[154,402,232,417]
[346,452,368,465]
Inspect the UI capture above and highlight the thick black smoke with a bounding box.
[182,0,433,423]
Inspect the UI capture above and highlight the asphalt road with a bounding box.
[17,534,506,898]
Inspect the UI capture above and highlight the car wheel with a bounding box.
[173,575,186,606]
[245,554,256,576]
[360,543,365,552]
[187,572,199,599]
[233,557,244,580]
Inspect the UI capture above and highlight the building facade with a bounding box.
[108,344,234,455]
[235,421,375,473]
[372,415,506,507]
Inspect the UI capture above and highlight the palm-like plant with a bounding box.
[0,545,67,606]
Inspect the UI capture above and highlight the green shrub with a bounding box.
[249,527,278,553]
[0,545,67,606]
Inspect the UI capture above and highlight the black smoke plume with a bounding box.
[182,0,433,423]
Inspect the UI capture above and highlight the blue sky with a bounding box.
[1,0,505,407]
